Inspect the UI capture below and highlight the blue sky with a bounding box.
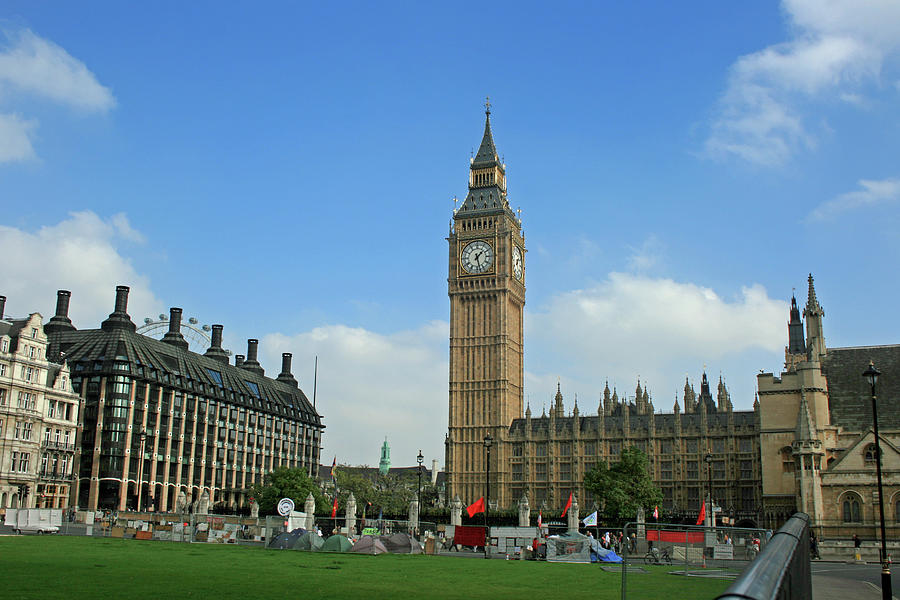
[2,1,900,466]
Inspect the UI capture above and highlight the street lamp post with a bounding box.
[417,450,424,516]
[483,434,493,560]
[137,428,147,512]
[863,361,892,600]
[704,453,714,528]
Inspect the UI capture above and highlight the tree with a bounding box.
[584,446,663,521]
[250,467,328,516]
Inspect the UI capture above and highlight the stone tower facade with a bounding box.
[758,275,900,537]
[446,103,525,507]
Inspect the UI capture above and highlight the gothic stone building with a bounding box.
[445,107,761,525]
[758,276,900,537]
[41,286,324,512]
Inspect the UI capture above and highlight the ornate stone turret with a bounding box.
[787,293,806,370]
[792,396,824,521]
[553,382,565,418]
[674,395,682,437]
[803,274,826,361]
[603,381,611,416]
[683,377,695,413]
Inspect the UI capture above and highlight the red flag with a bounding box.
[696,501,706,526]
[466,497,485,518]
[537,510,542,528]
[331,495,338,518]
[561,492,573,518]
[653,506,659,520]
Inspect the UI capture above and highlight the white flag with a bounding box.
[582,511,598,527]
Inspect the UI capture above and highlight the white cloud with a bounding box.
[0,211,162,326]
[808,177,900,220]
[0,29,115,111]
[627,235,663,272]
[261,322,448,469]
[0,112,35,161]
[0,29,115,164]
[526,273,786,412]
[705,0,900,165]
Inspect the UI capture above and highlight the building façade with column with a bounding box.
[37,285,323,512]
[444,105,762,525]
[758,275,900,538]
[0,295,82,510]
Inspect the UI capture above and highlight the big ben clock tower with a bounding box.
[446,101,525,507]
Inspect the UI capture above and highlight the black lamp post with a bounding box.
[137,428,147,512]
[863,360,892,600]
[417,450,424,514]
[704,453,714,527]
[483,434,493,559]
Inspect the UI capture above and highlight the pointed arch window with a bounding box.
[842,493,862,523]
[781,446,795,473]
[864,444,878,464]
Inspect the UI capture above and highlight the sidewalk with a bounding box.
[813,573,883,600]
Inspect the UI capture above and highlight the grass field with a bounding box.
[1,536,730,599]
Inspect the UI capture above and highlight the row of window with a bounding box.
[511,437,756,457]
[508,459,756,482]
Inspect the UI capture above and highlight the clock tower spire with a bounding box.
[446,102,525,508]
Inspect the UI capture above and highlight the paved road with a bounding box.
[812,562,898,600]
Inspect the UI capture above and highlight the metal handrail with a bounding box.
[716,512,811,600]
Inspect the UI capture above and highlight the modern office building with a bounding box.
[42,286,324,512]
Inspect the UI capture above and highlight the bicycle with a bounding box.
[644,547,673,565]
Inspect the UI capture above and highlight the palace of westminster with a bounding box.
[1,106,897,537]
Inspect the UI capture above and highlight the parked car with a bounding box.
[14,523,59,535]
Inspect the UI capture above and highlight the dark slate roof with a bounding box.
[472,112,499,167]
[509,410,757,437]
[823,344,900,431]
[456,185,515,218]
[47,327,322,426]
[0,317,28,339]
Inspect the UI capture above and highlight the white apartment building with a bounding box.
[0,295,81,510]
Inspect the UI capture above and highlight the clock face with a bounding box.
[512,246,523,280]
[460,240,494,274]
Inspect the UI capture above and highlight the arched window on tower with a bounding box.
[781,447,795,473]
[864,444,878,464]
[842,493,862,523]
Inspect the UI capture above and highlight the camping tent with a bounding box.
[380,532,423,554]
[351,535,389,555]
[293,531,324,552]
[546,532,592,563]
[321,534,353,552]
[268,528,306,550]
[589,538,623,563]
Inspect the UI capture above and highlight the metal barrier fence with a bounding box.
[45,510,266,545]
[620,521,771,600]
[716,512,811,600]
[5,509,438,550]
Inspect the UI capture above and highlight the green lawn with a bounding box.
[1,536,730,599]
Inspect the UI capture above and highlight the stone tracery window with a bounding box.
[842,493,862,523]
